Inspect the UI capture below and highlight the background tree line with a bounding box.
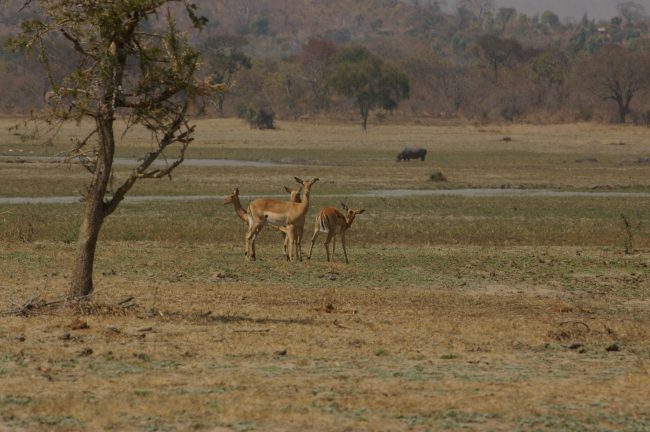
[3,0,650,124]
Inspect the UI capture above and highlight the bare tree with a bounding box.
[204,36,252,116]
[297,38,337,113]
[574,45,650,123]
[473,35,523,81]
[7,0,218,297]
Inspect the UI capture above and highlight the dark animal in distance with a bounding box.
[396,147,427,161]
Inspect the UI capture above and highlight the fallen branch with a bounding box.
[1,280,95,317]
[333,319,350,329]
[117,296,134,306]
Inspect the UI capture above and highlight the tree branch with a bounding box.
[59,28,97,60]
[103,104,193,216]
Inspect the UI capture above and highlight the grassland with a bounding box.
[1,119,650,431]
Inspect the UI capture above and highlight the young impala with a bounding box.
[307,203,365,264]
[224,187,301,258]
[245,177,318,262]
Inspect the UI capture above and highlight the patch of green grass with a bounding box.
[203,399,219,408]
[440,353,459,360]
[517,413,650,432]
[2,194,649,250]
[31,415,79,427]
[231,421,256,432]
[434,410,495,429]
[0,395,33,406]
[134,389,152,397]
[397,414,430,426]
[86,360,145,377]
[150,359,182,369]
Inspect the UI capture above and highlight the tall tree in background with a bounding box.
[473,35,523,81]
[574,45,650,123]
[7,0,217,298]
[204,36,252,116]
[297,38,337,113]
[327,46,410,131]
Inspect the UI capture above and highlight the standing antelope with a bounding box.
[245,177,318,262]
[224,187,301,258]
[223,188,248,226]
[308,203,365,264]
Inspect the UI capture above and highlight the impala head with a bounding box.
[294,177,319,196]
[223,188,240,205]
[284,186,302,203]
[340,202,365,225]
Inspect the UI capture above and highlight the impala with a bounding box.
[307,203,365,264]
[224,187,301,257]
[223,187,248,226]
[245,177,318,262]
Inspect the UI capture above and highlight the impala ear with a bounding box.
[357,209,365,214]
[234,188,239,195]
[284,186,291,193]
[312,178,319,183]
[340,202,349,210]
[294,176,303,184]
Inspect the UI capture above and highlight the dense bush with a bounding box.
[239,106,276,129]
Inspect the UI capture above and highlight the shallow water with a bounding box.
[0,156,292,168]
[3,188,650,205]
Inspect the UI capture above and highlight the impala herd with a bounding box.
[223,177,365,263]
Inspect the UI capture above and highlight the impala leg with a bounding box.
[308,229,319,260]
[285,225,293,262]
[283,231,290,261]
[324,232,334,262]
[332,236,336,259]
[290,225,299,262]
[296,225,303,261]
[245,227,254,261]
[275,226,289,260]
[341,231,349,264]
[245,223,264,261]
[282,230,288,259]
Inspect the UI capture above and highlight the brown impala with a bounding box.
[224,186,301,258]
[307,203,365,264]
[245,177,318,262]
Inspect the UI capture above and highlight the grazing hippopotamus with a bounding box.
[397,147,427,161]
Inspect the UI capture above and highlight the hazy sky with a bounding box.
[493,0,650,20]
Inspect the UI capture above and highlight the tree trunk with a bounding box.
[70,200,105,297]
[217,94,225,117]
[360,101,369,131]
[69,117,114,298]
[616,95,630,123]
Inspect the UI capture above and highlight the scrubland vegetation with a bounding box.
[4,0,650,125]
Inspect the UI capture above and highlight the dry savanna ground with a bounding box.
[1,119,650,431]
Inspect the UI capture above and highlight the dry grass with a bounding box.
[1,119,650,430]
[1,241,649,431]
